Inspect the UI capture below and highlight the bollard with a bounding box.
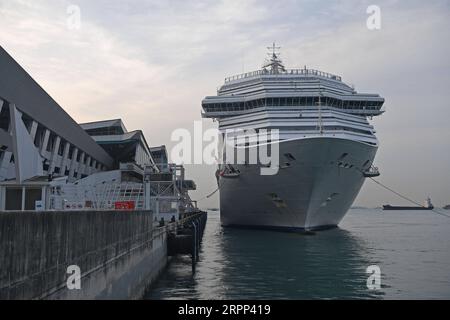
[196,219,200,261]
[191,221,197,274]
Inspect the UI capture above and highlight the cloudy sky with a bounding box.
[0,0,449,208]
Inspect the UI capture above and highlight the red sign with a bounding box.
[114,201,136,210]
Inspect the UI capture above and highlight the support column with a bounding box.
[29,121,38,142]
[77,152,85,177]
[21,186,26,211]
[49,136,61,173]
[0,186,6,210]
[40,129,50,154]
[0,151,12,168]
[0,151,13,180]
[144,170,151,210]
[173,165,177,196]
[60,142,70,174]
[84,155,91,176]
[9,104,44,183]
[69,148,79,180]
[41,187,47,210]
[91,160,97,173]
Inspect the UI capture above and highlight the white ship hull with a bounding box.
[218,137,378,231]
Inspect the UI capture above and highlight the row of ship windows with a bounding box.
[221,77,347,91]
[278,126,374,135]
[228,126,373,136]
[203,97,383,112]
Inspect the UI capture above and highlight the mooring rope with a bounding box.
[194,163,450,221]
[195,186,221,202]
[367,177,450,219]
[193,173,226,202]
[342,157,450,219]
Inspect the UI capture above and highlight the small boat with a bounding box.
[383,197,434,210]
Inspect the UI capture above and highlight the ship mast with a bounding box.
[263,42,286,74]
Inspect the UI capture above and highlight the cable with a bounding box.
[367,177,450,219]
[344,160,450,219]
[193,171,227,202]
[195,186,220,202]
[195,160,450,222]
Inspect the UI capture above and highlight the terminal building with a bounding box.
[0,47,113,184]
[0,46,196,216]
[80,119,155,170]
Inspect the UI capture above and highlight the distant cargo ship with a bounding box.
[383,198,434,211]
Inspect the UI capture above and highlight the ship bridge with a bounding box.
[202,44,385,119]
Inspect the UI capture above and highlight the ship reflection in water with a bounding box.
[146,209,450,300]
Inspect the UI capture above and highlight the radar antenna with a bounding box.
[263,42,286,74]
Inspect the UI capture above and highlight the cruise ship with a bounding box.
[202,45,385,231]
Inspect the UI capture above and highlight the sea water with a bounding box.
[145,208,450,300]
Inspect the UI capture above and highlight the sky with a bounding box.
[0,0,449,208]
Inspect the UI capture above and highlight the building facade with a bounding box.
[0,47,159,211]
[80,119,156,170]
[0,46,113,185]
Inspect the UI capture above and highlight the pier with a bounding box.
[167,211,208,273]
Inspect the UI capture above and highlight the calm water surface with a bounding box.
[145,209,450,299]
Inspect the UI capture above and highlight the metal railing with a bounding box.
[49,183,144,210]
[224,68,342,83]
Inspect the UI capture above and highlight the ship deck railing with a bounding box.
[224,68,342,84]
